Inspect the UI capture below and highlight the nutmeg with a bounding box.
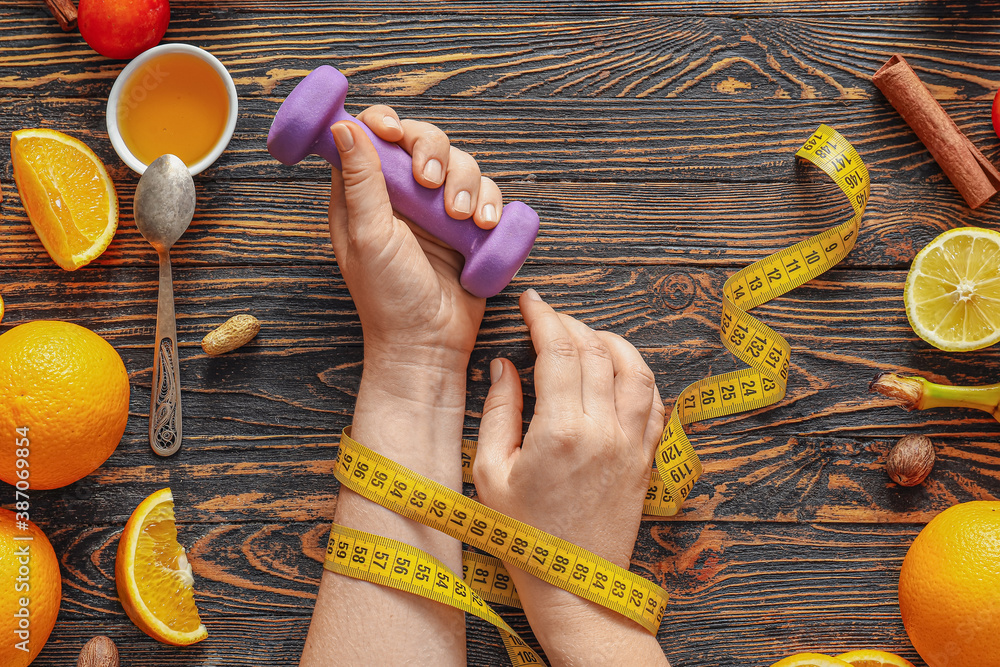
[886,434,935,486]
[77,635,119,667]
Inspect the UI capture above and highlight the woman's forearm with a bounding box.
[300,355,469,666]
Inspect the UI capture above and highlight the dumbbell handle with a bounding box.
[309,108,539,298]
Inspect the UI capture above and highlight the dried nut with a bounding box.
[77,636,119,667]
[886,434,935,486]
[202,314,260,356]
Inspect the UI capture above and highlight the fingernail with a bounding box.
[454,190,472,214]
[524,288,542,301]
[331,123,354,152]
[423,158,443,184]
[383,115,401,131]
[490,358,503,385]
[482,203,498,224]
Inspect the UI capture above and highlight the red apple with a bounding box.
[78,0,170,60]
[994,88,1000,140]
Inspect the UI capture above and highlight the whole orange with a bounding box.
[0,321,130,489]
[898,501,1000,667]
[0,509,62,667]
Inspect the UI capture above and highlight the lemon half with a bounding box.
[904,227,1000,351]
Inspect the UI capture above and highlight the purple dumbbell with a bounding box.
[267,65,539,298]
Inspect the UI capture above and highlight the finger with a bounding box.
[328,165,349,252]
[331,121,395,250]
[473,177,503,230]
[519,289,583,415]
[473,358,524,502]
[398,119,450,188]
[443,146,482,221]
[597,331,658,449]
[356,105,404,143]
[643,383,666,462]
[559,314,616,420]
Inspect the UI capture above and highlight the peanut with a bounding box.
[202,314,260,356]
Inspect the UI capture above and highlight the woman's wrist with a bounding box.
[363,336,474,380]
[509,570,667,665]
[349,352,470,485]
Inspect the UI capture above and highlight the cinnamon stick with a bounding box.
[44,0,77,31]
[872,54,1000,210]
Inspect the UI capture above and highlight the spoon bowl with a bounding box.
[134,154,196,250]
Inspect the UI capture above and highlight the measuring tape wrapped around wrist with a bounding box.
[326,523,542,665]
[329,429,669,665]
[461,125,869,517]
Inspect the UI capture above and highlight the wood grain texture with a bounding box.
[28,521,927,666]
[3,179,1000,270]
[0,264,994,352]
[4,2,1000,666]
[7,336,997,528]
[2,96,1000,187]
[2,4,999,100]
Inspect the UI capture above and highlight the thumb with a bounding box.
[474,358,524,501]
[329,121,395,251]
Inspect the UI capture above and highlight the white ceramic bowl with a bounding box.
[106,43,238,176]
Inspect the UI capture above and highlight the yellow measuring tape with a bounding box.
[330,430,669,664]
[326,524,542,665]
[326,125,869,664]
[648,124,869,515]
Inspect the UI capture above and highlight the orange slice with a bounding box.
[771,655,853,667]
[0,295,4,324]
[11,128,118,271]
[115,488,207,646]
[835,650,917,667]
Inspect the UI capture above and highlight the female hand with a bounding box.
[473,289,670,665]
[328,106,505,373]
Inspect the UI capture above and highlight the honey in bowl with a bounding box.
[117,51,230,169]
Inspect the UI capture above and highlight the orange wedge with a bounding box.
[11,128,118,271]
[771,655,853,667]
[115,488,207,646]
[835,650,916,667]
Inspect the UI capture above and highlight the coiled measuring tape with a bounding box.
[462,125,869,519]
[326,125,868,665]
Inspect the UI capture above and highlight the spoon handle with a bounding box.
[150,251,182,456]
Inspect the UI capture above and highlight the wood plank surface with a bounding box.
[3,97,1000,186]
[32,521,927,666]
[2,5,999,100]
[3,179,1000,270]
[3,2,999,666]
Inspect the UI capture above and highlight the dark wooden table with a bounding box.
[3,2,1000,665]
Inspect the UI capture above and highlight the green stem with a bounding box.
[869,372,1000,422]
[918,379,1000,415]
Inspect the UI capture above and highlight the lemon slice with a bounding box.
[115,488,207,646]
[11,128,118,271]
[835,650,916,667]
[904,227,1000,351]
[770,654,853,667]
